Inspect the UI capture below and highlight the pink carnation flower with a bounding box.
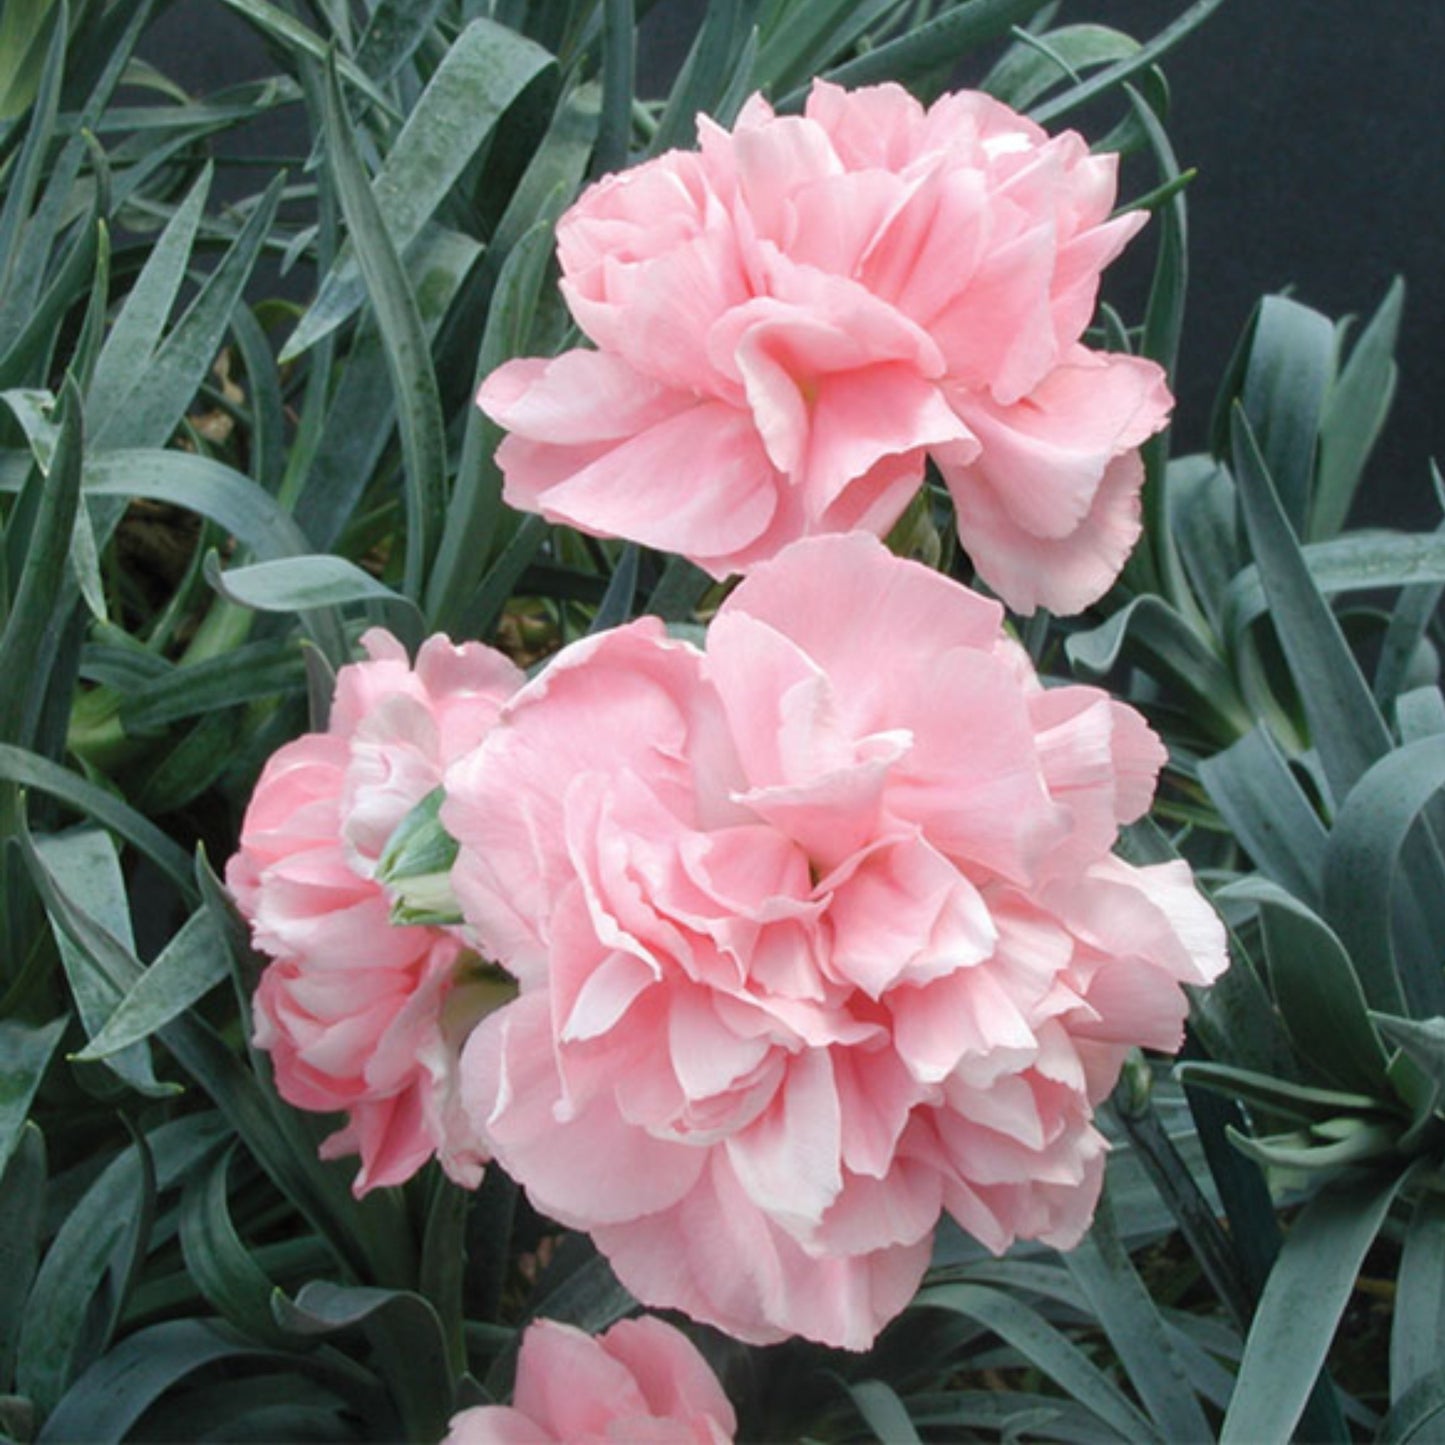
[445,1317,736,1444]
[477,81,1171,615]
[226,628,523,1194]
[444,535,1227,1349]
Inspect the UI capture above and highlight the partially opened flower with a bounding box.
[445,1316,736,1444]
[478,81,1170,614]
[445,534,1227,1349]
[227,628,523,1194]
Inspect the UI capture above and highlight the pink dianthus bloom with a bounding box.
[444,535,1227,1350]
[226,628,523,1194]
[478,80,1171,615]
[445,1317,736,1444]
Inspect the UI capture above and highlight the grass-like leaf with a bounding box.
[86,164,211,431]
[1230,404,1392,809]
[283,19,555,360]
[0,1016,65,1173]
[1221,1168,1409,1444]
[1198,727,1328,904]
[16,1127,158,1419]
[71,907,229,1062]
[1323,733,1445,1017]
[1313,277,1404,541]
[1392,1188,1445,1405]
[319,58,444,600]
[916,1282,1160,1442]
[0,1123,45,1386]
[1064,1187,1213,1442]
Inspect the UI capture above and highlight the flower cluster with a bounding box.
[225,76,1225,1425]
[478,81,1171,615]
[227,629,521,1193]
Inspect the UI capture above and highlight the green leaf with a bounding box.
[984,24,1139,110]
[0,744,195,895]
[1064,1186,1213,1442]
[0,1015,65,1171]
[86,164,212,432]
[1313,277,1404,541]
[274,1281,454,1444]
[0,1123,45,1385]
[1220,1169,1409,1444]
[846,1379,922,1444]
[1218,876,1390,1094]
[800,0,1050,98]
[93,174,284,452]
[1169,455,1241,632]
[1031,0,1228,125]
[205,552,423,651]
[1393,1189,1445,1403]
[1225,530,1445,641]
[427,216,559,629]
[0,376,80,745]
[355,0,445,84]
[1323,733,1445,1016]
[1065,595,1250,740]
[1236,295,1337,535]
[17,1132,156,1419]
[593,0,635,179]
[1379,1373,1445,1445]
[34,1318,378,1445]
[650,0,745,154]
[29,826,174,1092]
[214,0,397,115]
[282,19,554,360]
[915,1283,1160,1442]
[179,1145,296,1347]
[755,0,900,97]
[0,0,64,306]
[319,58,444,600]
[1175,1060,1386,1127]
[1230,405,1392,809]
[1198,727,1328,905]
[119,638,307,734]
[71,907,229,1061]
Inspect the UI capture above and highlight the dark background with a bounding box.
[142,0,1445,529]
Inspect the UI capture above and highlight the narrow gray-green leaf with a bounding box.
[355,0,445,83]
[17,1139,154,1418]
[800,0,1049,98]
[320,59,442,598]
[1221,1170,1408,1444]
[0,376,80,744]
[72,908,229,1060]
[983,23,1139,110]
[1031,0,1227,124]
[1238,295,1336,535]
[1198,727,1327,904]
[1393,1189,1445,1402]
[593,0,634,179]
[1064,1188,1213,1443]
[0,744,194,893]
[847,1379,922,1445]
[283,19,553,359]
[916,1282,1160,1442]
[1218,875,1390,1095]
[94,174,284,452]
[1313,277,1404,541]
[0,1123,45,1384]
[214,0,395,114]
[1231,405,1392,808]
[206,553,423,649]
[87,164,212,430]
[180,1145,296,1347]
[0,1016,65,1172]
[1323,733,1445,1016]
